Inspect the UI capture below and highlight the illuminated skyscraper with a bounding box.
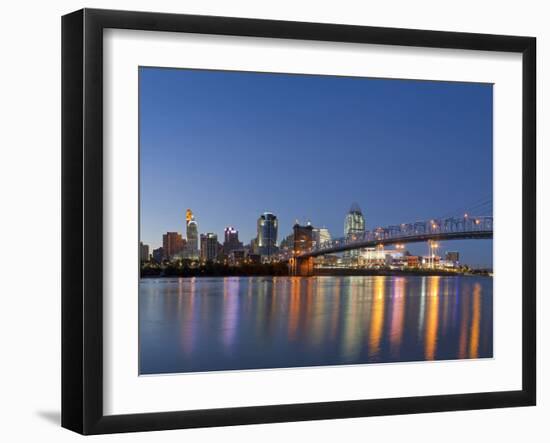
[256,212,278,256]
[312,227,331,248]
[345,203,366,237]
[185,209,199,259]
[344,203,366,260]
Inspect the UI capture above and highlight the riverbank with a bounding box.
[314,268,492,277]
[140,262,289,278]
[141,264,491,278]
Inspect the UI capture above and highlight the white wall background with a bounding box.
[0,0,546,441]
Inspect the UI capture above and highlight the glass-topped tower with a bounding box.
[256,212,278,257]
[344,203,365,260]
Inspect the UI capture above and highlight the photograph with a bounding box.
[53,4,541,436]
[138,67,494,375]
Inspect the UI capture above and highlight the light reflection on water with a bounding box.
[139,275,493,374]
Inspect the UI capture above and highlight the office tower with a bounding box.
[162,232,185,259]
[256,212,278,256]
[152,247,164,263]
[223,226,243,254]
[200,233,218,261]
[344,203,366,260]
[185,208,199,259]
[312,227,331,248]
[139,242,150,262]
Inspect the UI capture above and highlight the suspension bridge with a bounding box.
[284,194,493,276]
[298,215,492,258]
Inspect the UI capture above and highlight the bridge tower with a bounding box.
[289,223,314,276]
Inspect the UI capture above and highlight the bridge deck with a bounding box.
[296,229,492,258]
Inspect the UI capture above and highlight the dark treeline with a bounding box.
[141,261,289,278]
[141,262,491,279]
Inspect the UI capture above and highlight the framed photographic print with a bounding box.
[61,8,536,434]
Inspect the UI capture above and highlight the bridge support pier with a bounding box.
[289,257,314,276]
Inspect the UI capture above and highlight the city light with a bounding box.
[141,205,492,276]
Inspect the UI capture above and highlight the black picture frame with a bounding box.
[62,8,536,435]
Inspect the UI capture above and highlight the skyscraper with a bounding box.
[200,233,219,261]
[223,226,243,254]
[312,227,331,248]
[256,212,278,256]
[152,247,164,263]
[140,242,150,262]
[162,232,185,259]
[185,209,199,259]
[344,203,366,260]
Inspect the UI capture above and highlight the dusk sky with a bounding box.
[139,67,493,267]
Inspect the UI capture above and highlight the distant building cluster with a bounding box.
[312,203,462,271]
[141,209,283,266]
[140,203,462,271]
[316,246,460,270]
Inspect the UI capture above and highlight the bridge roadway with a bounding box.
[295,229,492,258]
[294,214,493,259]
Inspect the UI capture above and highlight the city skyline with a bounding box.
[140,67,493,267]
[141,205,490,267]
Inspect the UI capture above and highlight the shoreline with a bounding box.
[140,269,492,279]
[314,268,491,277]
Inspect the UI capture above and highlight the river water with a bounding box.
[139,275,492,374]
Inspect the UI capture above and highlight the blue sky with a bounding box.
[139,67,493,267]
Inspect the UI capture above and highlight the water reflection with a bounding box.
[222,278,239,351]
[424,276,440,360]
[389,278,405,358]
[368,277,385,360]
[469,283,482,359]
[179,277,196,356]
[288,277,301,340]
[139,275,493,374]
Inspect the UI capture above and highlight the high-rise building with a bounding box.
[162,232,185,259]
[223,226,243,254]
[185,209,199,259]
[344,203,366,260]
[152,247,164,263]
[200,233,219,261]
[139,242,150,262]
[345,203,366,238]
[312,227,331,248]
[256,212,278,256]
